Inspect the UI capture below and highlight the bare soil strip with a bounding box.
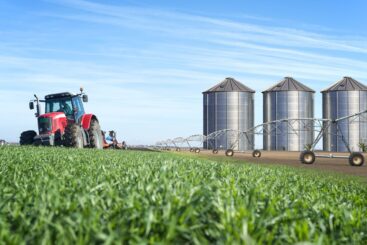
[196,150,367,178]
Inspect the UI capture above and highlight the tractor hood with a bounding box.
[39,112,67,119]
[38,112,67,135]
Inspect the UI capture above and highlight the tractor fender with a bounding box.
[81,114,98,130]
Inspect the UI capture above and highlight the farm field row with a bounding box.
[0,146,366,244]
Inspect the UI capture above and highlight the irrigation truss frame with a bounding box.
[156,109,367,166]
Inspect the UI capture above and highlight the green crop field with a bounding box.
[0,146,366,244]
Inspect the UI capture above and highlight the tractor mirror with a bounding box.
[29,102,34,110]
[82,94,88,103]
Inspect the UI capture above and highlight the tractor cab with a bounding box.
[29,91,88,121]
[43,92,88,123]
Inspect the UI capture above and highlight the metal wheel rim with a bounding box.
[353,156,363,165]
[304,153,313,163]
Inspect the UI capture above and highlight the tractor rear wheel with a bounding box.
[20,130,37,145]
[63,124,84,148]
[349,152,364,167]
[88,119,103,149]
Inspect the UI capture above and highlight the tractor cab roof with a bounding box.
[45,92,76,100]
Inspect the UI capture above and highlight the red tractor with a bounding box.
[20,88,103,149]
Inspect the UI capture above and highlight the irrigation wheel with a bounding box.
[349,152,364,167]
[195,148,201,153]
[212,149,218,154]
[225,149,234,157]
[300,150,315,164]
[252,150,261,158]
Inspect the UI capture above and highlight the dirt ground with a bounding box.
[195,150,367,178]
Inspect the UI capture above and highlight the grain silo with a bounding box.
[322,77,367,152]
[263,77,314,151]
[203,77,255,151]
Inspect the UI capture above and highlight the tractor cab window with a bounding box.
[72,96,85,122]
[45,98,74,119]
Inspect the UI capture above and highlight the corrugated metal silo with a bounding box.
[203,77,255,151]
[263,77,314,151]
[322,77,367,152]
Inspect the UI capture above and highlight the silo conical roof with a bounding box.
[203,77,255,94]
[321,76,367,93]
[262,77,315,93]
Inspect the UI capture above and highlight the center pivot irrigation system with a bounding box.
[156,109,367,167]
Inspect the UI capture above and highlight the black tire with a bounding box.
[0,140,5,146]
[349,152,364,167]
[300,150,315,164]
[63,124,84,148]
[212,149,218,154]
[189,148,194,152]
[225,149,234,157]
[20,130,37,145]
[88,119,103,149]
[195,148,201,153]
[252,150,261,158]
[176,148,181,152]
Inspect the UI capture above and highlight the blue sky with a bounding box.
[0,0,367,146]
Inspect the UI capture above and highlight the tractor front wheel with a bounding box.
[88,119,103,149]
[63,124,84,148]
[20,130,37,145]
